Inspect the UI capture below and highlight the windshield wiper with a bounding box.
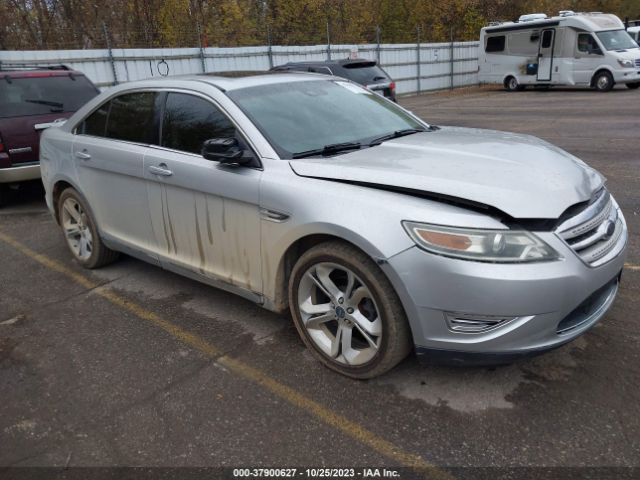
[24,98,64,109]
[292,142,362,159]
[368,128,427,146]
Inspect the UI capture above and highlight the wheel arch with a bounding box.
[52,177,81,224]
[264,227,392,315]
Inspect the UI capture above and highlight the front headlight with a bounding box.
[618,59,634,68]
[402,222,560,263]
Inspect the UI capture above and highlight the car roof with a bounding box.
[136,72,336,92]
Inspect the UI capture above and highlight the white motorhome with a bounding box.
[479,11,640,91]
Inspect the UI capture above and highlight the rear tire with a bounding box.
[504,76,522,92]
[593,71,614,92]
[288,241,412,379]
[626,82,640,90]
[57,188,119,269]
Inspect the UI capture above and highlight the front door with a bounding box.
[144,91,263,293]
[572,33,604,85]
[72,92,159,260]
[537,29,556,81]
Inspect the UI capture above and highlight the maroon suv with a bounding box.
[0,65,99,202]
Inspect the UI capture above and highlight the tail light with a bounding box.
[389,81,396,94]
[0,133,4,153]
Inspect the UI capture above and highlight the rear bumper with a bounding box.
[0,163,41,183]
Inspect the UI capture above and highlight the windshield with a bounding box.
[596,30,639,51]
[0,75,98,118]
[227,80,424,158]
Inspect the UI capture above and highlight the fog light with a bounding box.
[444,312,517,333]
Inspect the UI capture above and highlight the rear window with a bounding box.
[0,75,98,119]
[339,63,389,85]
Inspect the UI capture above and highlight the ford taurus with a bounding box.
[40,74,628,378]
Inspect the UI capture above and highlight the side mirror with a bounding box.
[202,138,248,164]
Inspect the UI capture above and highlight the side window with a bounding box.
[541,30,554,48]
[161,93,236,155]
[105,92,157,144]
[577,33,599,54]
[80,101,110,137]
[485,35,505,53]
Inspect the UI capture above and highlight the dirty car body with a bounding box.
[40,74,628,374]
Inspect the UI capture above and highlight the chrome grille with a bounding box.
[557,189,623,267]
[636,58,640,68]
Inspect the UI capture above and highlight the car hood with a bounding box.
[288,127,604,219]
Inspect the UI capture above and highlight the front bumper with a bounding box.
[612,67,640,83]
[0,163,41,183]
[383,222,628,365]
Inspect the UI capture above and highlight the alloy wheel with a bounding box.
[61,197,93,261]
[297,262,382,366]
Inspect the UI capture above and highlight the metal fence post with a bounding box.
[375,26,381,63]
[326,20,331,61]
[102,22,118,86]
[267,25,274,69]
[197,22,206,73]
[449,25,454,90]
[416,26,421,95]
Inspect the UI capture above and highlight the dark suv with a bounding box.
[271,58,397,102]
[0,64,99,202]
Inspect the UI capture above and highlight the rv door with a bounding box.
[537,29,555,81]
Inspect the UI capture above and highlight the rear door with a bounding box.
[0,74,98,169]
[144,91,262,292]
[72,92,159,260]
[537,29,556,81]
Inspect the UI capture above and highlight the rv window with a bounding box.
[486,36,505,52]
[541,30,554,48]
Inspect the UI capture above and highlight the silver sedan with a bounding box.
[40,73,628,378]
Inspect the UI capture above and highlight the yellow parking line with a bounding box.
[0,230,451,479]
[624,263,640,271]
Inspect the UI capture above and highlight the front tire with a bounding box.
[58,188,119,269]
[593,71,614,92]
[288,241,412,379]
[626,82,640,90]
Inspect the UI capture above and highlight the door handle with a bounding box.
[148,164,173,177]
[75,151,91,160]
